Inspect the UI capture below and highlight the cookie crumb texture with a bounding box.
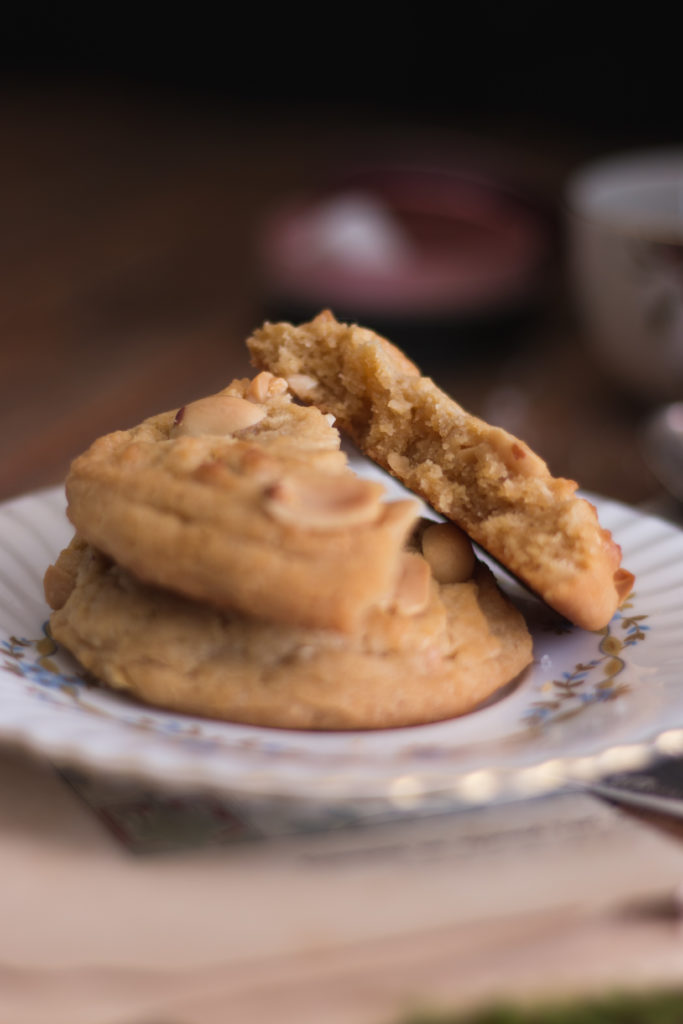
[65,375,418,633]
[248,311,634,630]
[47,538,533,730]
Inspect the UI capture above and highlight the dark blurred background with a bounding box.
[1,10,681,505]
[3,10,680,142]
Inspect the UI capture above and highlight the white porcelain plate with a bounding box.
[1,482,682,809]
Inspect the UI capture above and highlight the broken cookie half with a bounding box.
[248,312,634,631]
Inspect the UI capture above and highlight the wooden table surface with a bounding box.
[0,85,668,508]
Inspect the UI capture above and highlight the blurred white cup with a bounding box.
[567,149,683,401]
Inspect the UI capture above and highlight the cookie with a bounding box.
[45,529,533,730]
[248,312,635,631]
[65,371,418,633]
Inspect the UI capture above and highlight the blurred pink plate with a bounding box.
[259,165,550,319]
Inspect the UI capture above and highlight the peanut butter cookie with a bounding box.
[46,528,533,730]
[65,372,418,632]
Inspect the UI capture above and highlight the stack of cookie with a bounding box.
[44,313,633,730]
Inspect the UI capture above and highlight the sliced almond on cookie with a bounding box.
[286,373,320,400]
[246,371,289,403]
[263,473,384,530]
[172,396,266,437]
